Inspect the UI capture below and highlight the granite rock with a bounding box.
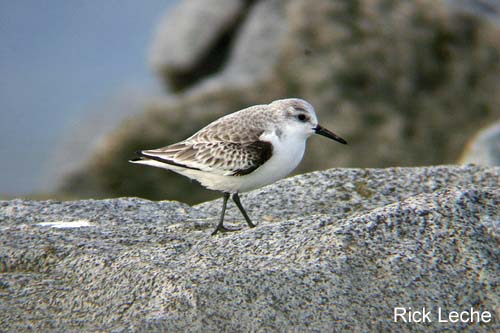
[1,165,499,332]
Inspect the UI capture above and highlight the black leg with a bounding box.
[211,193,241,235]
[232,193,256,228]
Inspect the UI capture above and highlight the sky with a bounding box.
[0,0,176,196]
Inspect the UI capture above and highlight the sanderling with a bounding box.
[130,98,347,235]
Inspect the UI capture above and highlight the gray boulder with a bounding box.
[1,165,499,332]
[149,0,250,91]
[459,121,500,166]
[449,0,500,24]
[149,0,288,91]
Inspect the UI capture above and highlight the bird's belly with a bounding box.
[190,135,307,193]
[233,137,306,192]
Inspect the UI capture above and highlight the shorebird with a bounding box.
[130,98,347,235]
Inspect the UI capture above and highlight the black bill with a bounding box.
[314,125,347,144]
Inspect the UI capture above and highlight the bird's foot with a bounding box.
[246,221,256,228]
[211,224,243,236]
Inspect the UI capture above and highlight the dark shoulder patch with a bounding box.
[232,141,273,176]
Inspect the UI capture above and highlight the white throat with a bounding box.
[245,127,308,189]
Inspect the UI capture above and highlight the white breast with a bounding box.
[227,129,307,192]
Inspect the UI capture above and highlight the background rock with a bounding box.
[1,165,499,331]
[449,0,500,24]
[59,0,500,204]
[460,121,500,166]
[149,0,251,91]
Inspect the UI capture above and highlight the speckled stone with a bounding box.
[1,166,499,332]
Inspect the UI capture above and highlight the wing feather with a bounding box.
[140,139,272,176]
[139,139,273,177]
[136,105,274,176]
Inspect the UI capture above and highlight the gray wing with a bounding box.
[137,116,273,176]
[139,140,272,176]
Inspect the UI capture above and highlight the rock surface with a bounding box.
[59,0,500,204]
[1,165,499,332]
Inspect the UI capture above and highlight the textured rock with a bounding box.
[460,121,500,166]
[59,0,500,204]
[1,166,499,332]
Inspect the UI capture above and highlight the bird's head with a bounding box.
[270,98,347,144]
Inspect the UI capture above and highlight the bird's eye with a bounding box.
[297,114,307,122]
